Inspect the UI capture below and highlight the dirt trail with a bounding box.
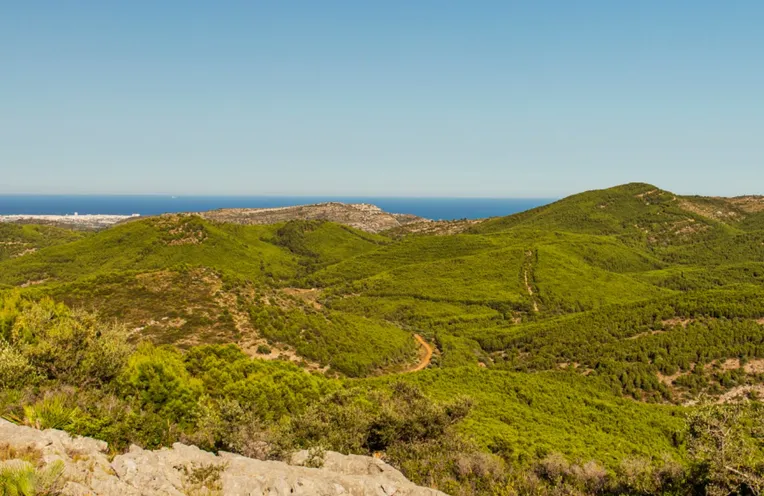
[524,250,539,312]
[408,334,433,372]
[524,270,538,312]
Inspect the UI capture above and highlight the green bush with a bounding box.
[0,342,37,390]
[283,382,471,454]
[686,402,764,495]
[0,460,65,496]
[0,293,131,386]
[118,344,203,425]
[21,395,81,431]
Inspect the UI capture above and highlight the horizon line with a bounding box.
[0,193,561,200]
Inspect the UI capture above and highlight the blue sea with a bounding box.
[0,196,554,221]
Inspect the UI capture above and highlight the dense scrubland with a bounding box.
[2,183,764,495]
[0,223,87,261]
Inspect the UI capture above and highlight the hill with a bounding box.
[198,202,426,233]
[472,183,722,239]
[0,216,414,376]
[0,223,87,261]
[2,182,764,495]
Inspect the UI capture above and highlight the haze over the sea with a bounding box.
[0,196,553,221]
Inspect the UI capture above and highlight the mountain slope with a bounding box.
[471,183,743,247]
[0,216,414,376]
[0,215,388,287]
[3,184,764,495]
[0,223,87,262]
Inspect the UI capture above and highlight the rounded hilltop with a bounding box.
[196,201,425,233]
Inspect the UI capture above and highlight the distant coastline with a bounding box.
[0,213,140,229]
[0,196,554,221]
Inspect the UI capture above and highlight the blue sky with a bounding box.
[2,1,762,196]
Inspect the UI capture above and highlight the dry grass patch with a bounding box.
[677,199,743,222]
[728,196,764,213]
[744,359,764,374]
[20,278,48,288]
[281,288,323,310]
[717,385,764,404]
[0,443,43,467]
[657,370,690,387]
[662,318,694,328]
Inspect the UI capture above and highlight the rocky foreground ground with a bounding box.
[0,419,444,495]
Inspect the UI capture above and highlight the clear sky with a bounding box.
[2,1,762,197]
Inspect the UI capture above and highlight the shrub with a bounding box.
[304,446,326,468]
[686,401,764,495]
[118,344,202,425]
[364,382,471,452]
[0,444,43,468]
[21,395,81,431]
[387,436,505,494]
[178,462,226,496]
[0,342,37,390]
[0,460,65,496]
[283,382,472,457]
[1,294,132,386]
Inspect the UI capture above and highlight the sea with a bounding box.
[0,196,555,221]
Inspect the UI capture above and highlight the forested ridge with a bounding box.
[2,183,764,495]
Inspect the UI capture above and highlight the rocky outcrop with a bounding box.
[0,419,446,495]
[197,203,426,233]
[383,219,484,237]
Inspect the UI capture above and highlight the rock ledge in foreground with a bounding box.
[0,419,446,495]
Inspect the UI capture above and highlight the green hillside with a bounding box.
[477,288,764,400]
[0,216,389,287]
[386,369,685,467]
[2,183,764,495]
[0,217,408,377]
[473,183,699,235]
[0,223,87,262]
[740,210,764,231]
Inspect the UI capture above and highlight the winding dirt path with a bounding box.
[408,334,433,372]
[524,250,539,312]
[523,269,538,312]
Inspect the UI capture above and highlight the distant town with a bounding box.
[0,213,139,229]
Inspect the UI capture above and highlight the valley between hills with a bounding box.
[2,182,764,495]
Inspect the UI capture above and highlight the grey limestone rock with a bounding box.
[0,419,447,496]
